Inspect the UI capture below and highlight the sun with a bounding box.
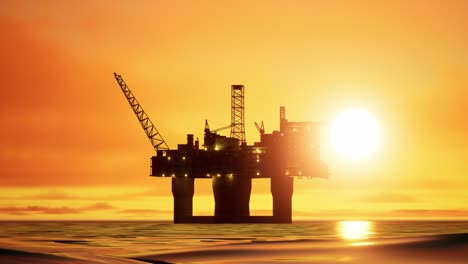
[330,108,380,160]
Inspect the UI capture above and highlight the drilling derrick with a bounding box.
[230,85,245,144]
[114,72,328,224]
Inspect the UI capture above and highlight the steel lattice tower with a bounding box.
[230,85,245,144]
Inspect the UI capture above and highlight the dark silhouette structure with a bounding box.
[114,72,328,223]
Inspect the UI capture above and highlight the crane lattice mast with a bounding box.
[114,72,169,152]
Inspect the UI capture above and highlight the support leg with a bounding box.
[271,176,293,223]
[172,177,194,223]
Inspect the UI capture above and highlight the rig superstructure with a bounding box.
[114,73,328,223]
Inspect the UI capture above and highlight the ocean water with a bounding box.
[0,221,467,263]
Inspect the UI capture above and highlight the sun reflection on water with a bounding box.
[338,221,374,240]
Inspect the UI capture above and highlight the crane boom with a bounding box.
[212,124,232,133]
[204,120,232,133]
[255,121,265,135]
[114,72,169,151]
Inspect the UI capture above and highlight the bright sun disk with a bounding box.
[330,108,380,160]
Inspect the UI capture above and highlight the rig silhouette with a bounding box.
[114,73,328,223]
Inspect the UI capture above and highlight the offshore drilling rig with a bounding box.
[114,73,328,223]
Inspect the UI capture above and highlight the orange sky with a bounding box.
[1,0,467,220]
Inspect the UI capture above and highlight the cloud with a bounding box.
[84,202,114,210]
[391,209,468,218]
[292,209,468,219]
[360,192,416,203]
[118,209,172,217]
[22,191,79,200]
[0,202,115,215]
[293,209,363,218]
[0,187,173,201]
[0,206,80,215]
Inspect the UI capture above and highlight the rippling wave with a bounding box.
[0,221,467,263]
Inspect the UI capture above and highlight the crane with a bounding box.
[255,121,265,135]
[204,119,232,134]
[114,72,169,151]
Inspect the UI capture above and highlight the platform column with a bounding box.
[212,176,234,222]
[271,175,293,223]
[213,175,251,223]
[172,177,194,223]
[233,175,251,222]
